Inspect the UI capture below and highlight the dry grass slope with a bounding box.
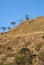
[0,16,44,65]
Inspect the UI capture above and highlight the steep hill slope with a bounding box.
[0,16,44,65]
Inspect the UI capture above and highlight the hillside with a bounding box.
[0,16,44,65]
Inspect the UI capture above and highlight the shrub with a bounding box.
[42,36,44,39]
[15,48,36,65]
[7,47,12,50]
[19,48,30,54]
[0,62,3,65]
[15,55,25,65]
[1,32,4,35]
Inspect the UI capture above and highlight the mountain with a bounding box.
[0,16,44,65]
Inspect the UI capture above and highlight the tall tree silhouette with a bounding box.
[11,22,16,28]
[1,26,6,32]
[25,15,29,20]
[7,27,11,30]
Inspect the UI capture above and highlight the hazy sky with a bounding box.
[0,0,44,32]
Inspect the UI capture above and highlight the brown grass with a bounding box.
[0,16,44,65]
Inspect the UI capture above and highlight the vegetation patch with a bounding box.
[15,48,36,65]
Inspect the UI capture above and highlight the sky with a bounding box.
[0,0,44,32]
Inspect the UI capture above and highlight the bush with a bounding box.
[42,36,44,39]
[15,48,36,65]
[19,48,30,54]
[15,55,25,65]
[0,62,3,65]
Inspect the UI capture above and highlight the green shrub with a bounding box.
[15,48,36,65]
[0,62,3,65]
[15,55,25,65]
[19,48,30,54]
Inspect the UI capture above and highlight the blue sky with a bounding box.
[0,0,44,32]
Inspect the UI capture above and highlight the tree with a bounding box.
[1,26,6,32]
[10,22,16,27]
[25,15,29,20]
[7,27,11,30]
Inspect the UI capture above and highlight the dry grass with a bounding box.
[0,16,44,65]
